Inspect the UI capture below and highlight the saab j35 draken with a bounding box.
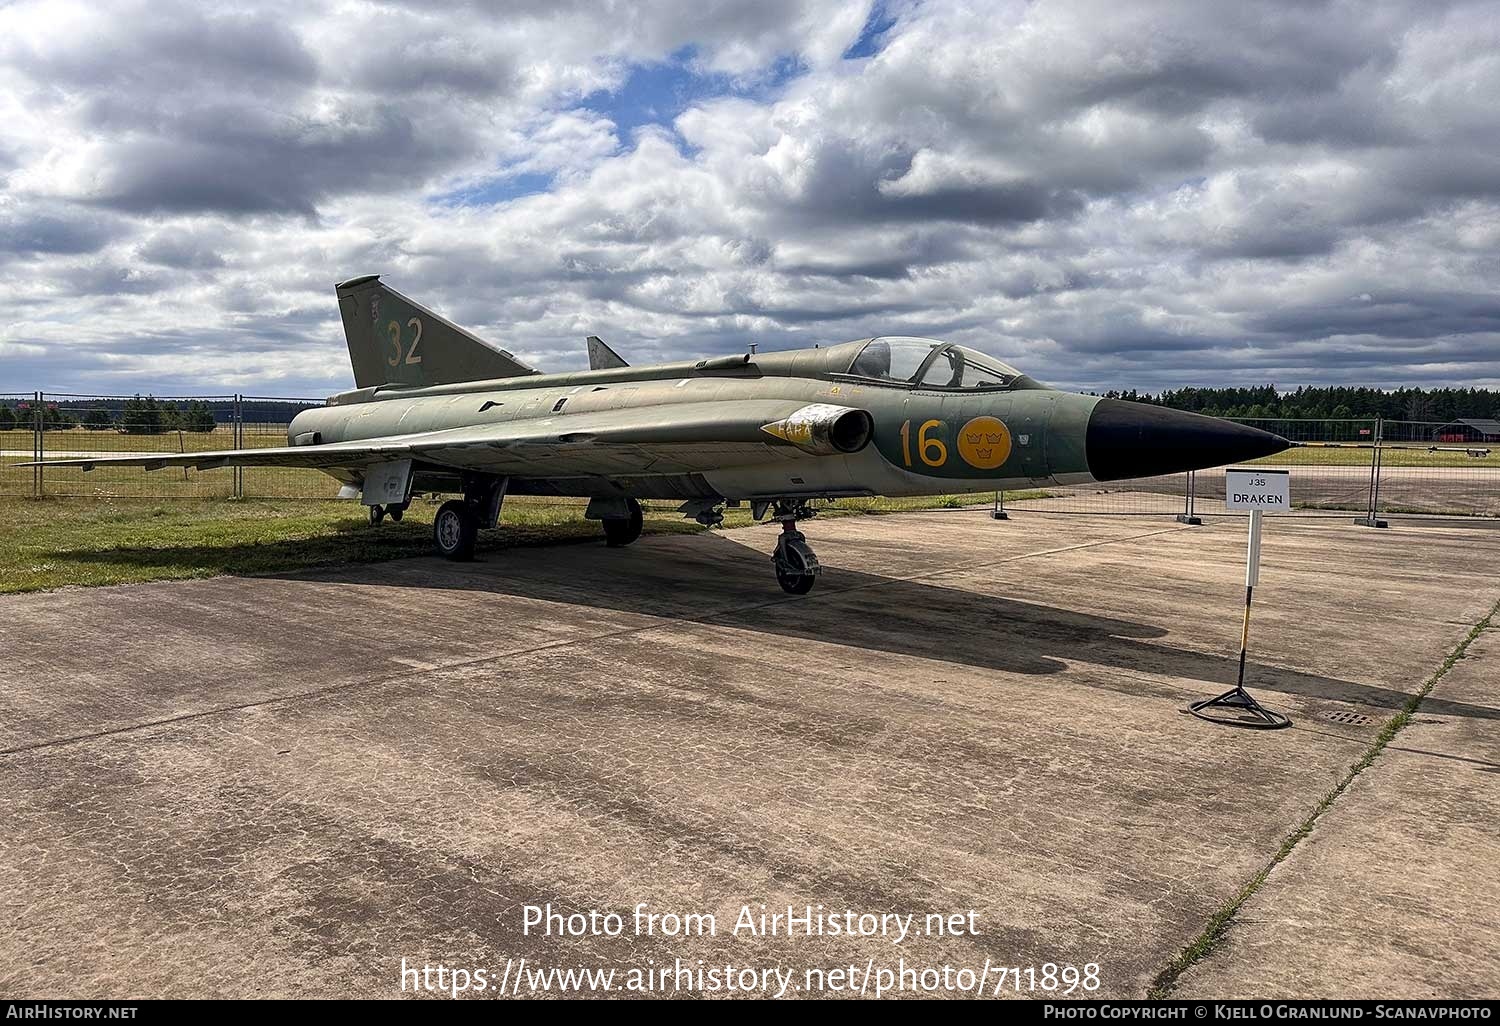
[28,277,1290,594]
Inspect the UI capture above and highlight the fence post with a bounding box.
[32,390,42,498]
[1355,415,1388,528]
[1176,470,1202,525]
[991,488,1008,520]
[233,394,243,499]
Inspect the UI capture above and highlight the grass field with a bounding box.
[1,423,293,452]
[0,425,336,498]
[1254,445,1499,469]
[0,491,1041,595]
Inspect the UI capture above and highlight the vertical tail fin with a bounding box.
[335,275,536,388]
[586,334,629,370]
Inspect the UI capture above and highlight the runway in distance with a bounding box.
[27,276,1291,593]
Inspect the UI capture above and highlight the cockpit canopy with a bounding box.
[845,337,1024,391]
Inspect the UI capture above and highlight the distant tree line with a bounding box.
[1091,385,1499,424]
[0,397,221,433]
[118,396,219,434]
[0,396,319,431]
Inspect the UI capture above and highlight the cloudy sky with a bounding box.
[2,0,1498,397]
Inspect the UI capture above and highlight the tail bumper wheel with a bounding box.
[433,499,479,561]
[387,502,407,523]
[369,504,386,525]
[603,498,645,547]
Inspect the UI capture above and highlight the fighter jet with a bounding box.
[28,276,1290,594]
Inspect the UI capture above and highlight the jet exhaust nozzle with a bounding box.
[1085,399,1291,482]
[761,404,874,455]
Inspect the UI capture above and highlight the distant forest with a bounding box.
[0,396,321,433]
[1090,385,1498,424]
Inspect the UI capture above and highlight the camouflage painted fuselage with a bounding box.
[287,340,1097,503]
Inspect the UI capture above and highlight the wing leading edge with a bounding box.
[18,400,862,479]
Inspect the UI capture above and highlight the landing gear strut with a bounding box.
[768,499,820,595]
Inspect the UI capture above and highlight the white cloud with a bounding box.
[1,0,1499,396]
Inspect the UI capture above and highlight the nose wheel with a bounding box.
[770,502,821,595]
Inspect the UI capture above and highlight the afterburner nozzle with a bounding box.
[1085,399,1290,481]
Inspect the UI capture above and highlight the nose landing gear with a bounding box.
[764,499,821,595]
[773,522,820,594]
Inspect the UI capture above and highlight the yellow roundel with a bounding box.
[956,416,1012,470]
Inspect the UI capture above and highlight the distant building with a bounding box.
[1433,418,1500,443]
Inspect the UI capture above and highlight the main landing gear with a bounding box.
[432,499,478,560]
[763,499,821,595]
[603,497,644,547]
[585,496,645,547]
[433,475,508,561]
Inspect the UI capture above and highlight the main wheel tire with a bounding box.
[603,498,644,547]
[433,500,478,561]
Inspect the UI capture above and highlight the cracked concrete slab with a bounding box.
[1174,623,1500,999]
[1,512,1496,998]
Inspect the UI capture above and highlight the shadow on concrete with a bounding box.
[59,523,1500,722]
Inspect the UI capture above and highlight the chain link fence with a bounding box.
[1020,416,1499,522]
[2,399,1496,521]
[0,392,39,501]
[0,393,327,499]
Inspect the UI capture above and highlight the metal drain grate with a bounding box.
[1322,710,1375,726]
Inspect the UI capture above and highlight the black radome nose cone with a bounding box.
[1085,399,1291,482]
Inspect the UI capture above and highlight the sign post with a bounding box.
[1189,468,1292,729]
